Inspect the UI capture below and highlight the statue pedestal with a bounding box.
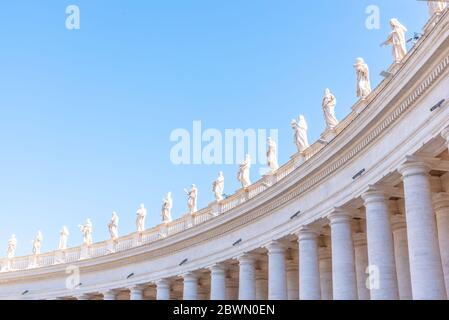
[158,223,169,239]
[320,128,337,143]
[55,251,66,264]
[79,245,90,260]
[28,256,39,269]
[209,201,221,217]
[291,152,306,169]
[184,214,194,228]
[132,233,142,247]
[106,239,116,254]
[236,189,249,204]
[1,260,13,272]
[263,173,277,188]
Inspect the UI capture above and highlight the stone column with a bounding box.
[156,279,171,301]
[353,230,370,300]
[398,162,447,300]
[319,245,333,300]
[129,286,144,300]
[286,259,299,300]
[362,190,399,300]
[238,254,257,300]
[102,290,116,300]
[266,241,288,300]
[255,268,268,300]
[390,207,413,300]
[433,192,449,297]
[210,264,227,300]
[183,272,199,300]
[328,209,358,300]
[297,227,321,300]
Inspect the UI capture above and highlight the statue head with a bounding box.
[390,18,407,32]
[219,171,223,177]
[355,57,365,65]
[324,88,331,96]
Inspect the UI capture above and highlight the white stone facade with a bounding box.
[1,8,449,301]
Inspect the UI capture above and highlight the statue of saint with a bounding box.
[266,137,279,172]
[185,184,198,214]
[59,226,69,250]
[213,172,225,201]
[136,204,147,233]
[108,212,119,240]
[237,154,252,188]
[162,192,173,223]
[79,219,93,246]
[322,89,339,130]
[291,115,309,153]
[7,234,17,259]
[354,58,372,99]
[32,231,43,255]
[428,1,447,16]
[381,19,408,64]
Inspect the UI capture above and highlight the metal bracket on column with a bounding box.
[127,273,135,279]
[179,258,188,266]
[352,169,366,180]
[232,239,242,247]
[290,211,301,220]
[430,99,445,112]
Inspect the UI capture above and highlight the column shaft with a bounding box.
[399,163,447,300]
[329,210,358,300]
[266,241,287,300]
[183,273,198,300]
[156,279,171,300]
[298,228,321,300]
[210,264,227,300]
[238,254,256,300]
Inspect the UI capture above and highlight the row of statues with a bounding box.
[4,4,446,261]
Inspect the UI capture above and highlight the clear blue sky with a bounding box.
[0,1,428,256]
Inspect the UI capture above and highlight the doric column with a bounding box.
[266,241,288,300]
[353,231,370,300]
[398,162,447,300]
[286,258,299,300]
[255,267,268,300]
[210,264,227,300]
[129,286,144,300]
[156,279,171,300]
[297,227,321,300]
[390,207,413,300]
[433,192,449,297]
[102,290,116,300]
[362,190,399,300]
[328,209,358,300]
[238,254,257,300]
[319,245,333,300]
[183,272,199,300]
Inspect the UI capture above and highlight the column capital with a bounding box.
[361,187,388,204]
[101,289,117,300]
[264,240,286,254]
[398,161,431,178]
[182,271,199,282]
[236,252,258,264]
[296,226,319,242]
[155,278,171,287]
[441,127,449,142]
[328,208,354,225]
[433,192,449,212]
[208,263,227,274]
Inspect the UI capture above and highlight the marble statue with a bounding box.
[136,204,147,233]
[428,1,447,16]
[7,234,17,259]
[237,154,252,188]
[59,226,69,250]
[108,212,119,240]
[162,192,173,223]
[213,171,225,201]
[79,219,93,246]
[32,231,43,255]
[266,137,279,172]
[185,184,198,214]
[322,89,339,130]
[354,58,372,99]
[291,115,309,153]
[381,19,408,64]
